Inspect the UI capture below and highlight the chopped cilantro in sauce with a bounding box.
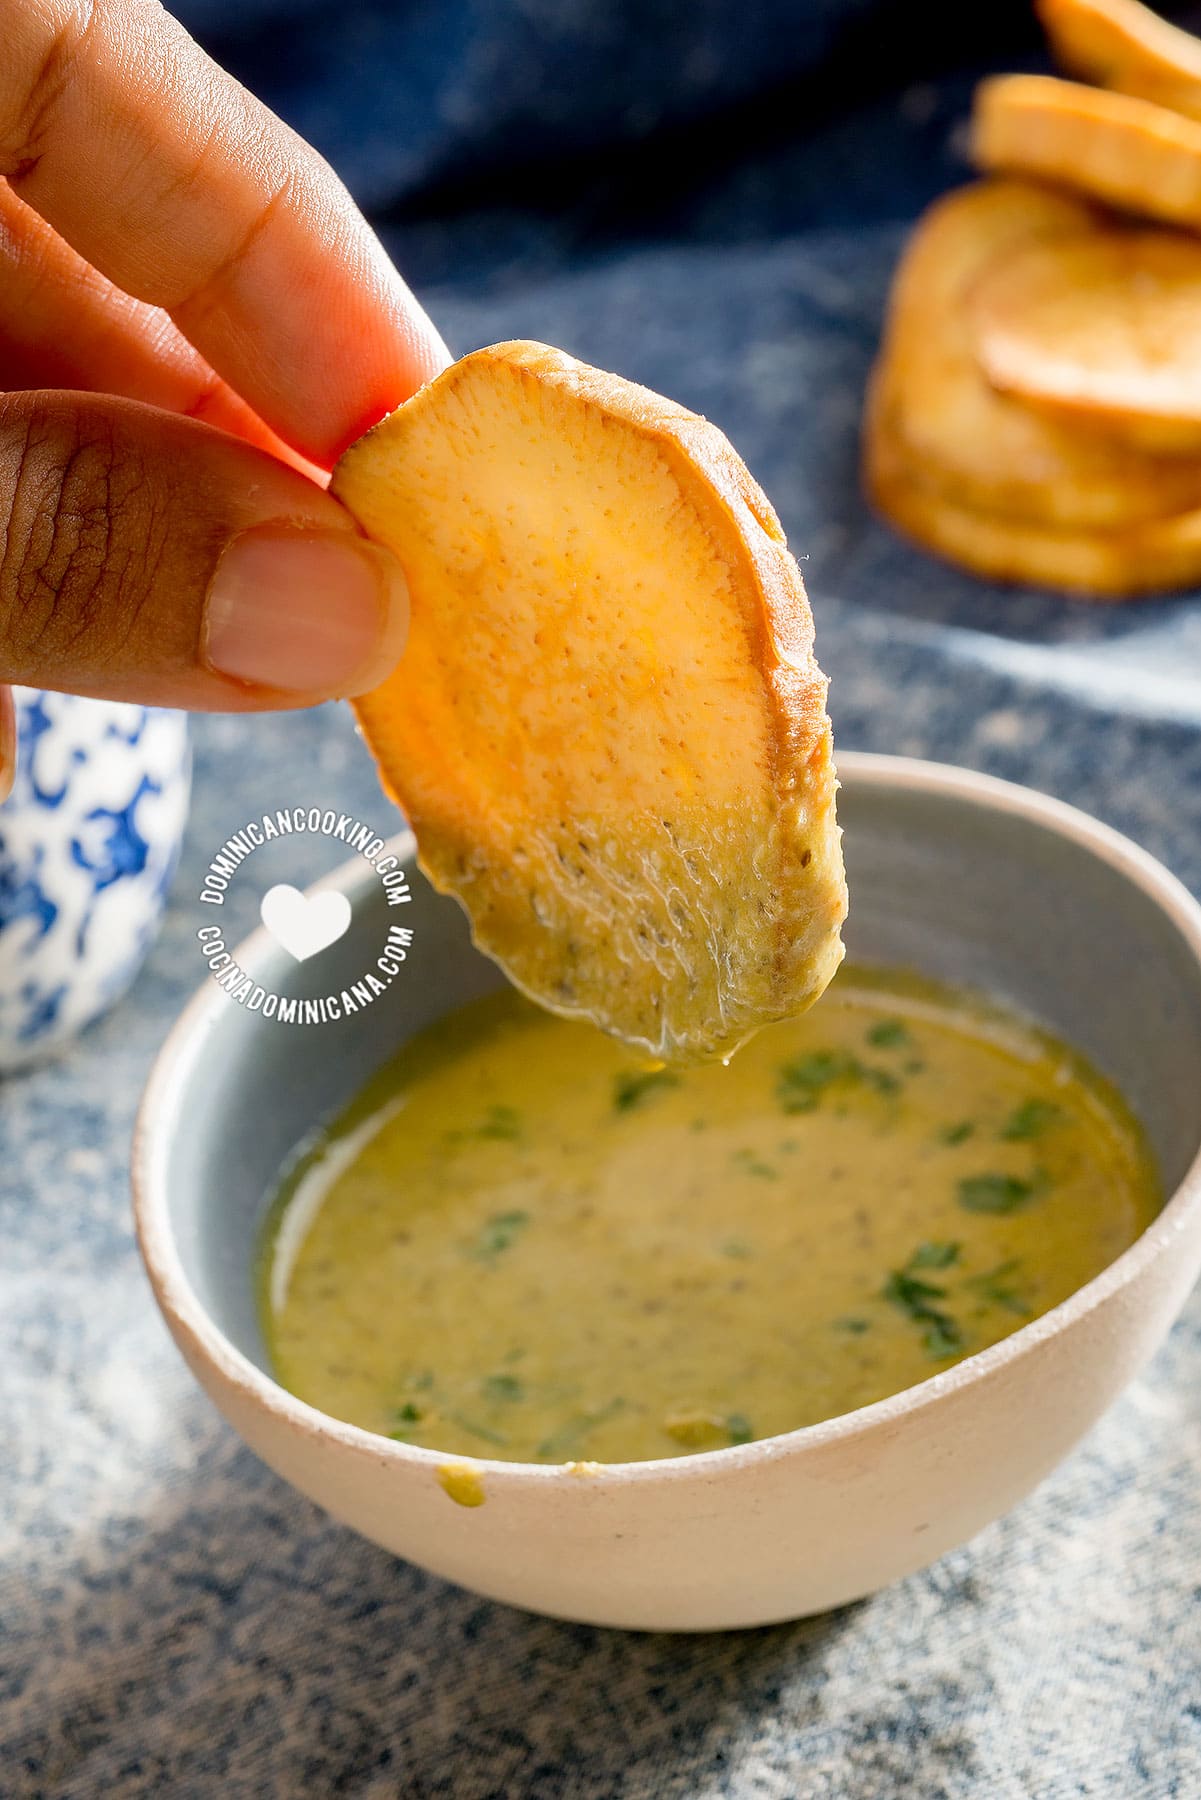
[613,1069,680,1111]
[958,1172,1043,1215]
[1001,1099,1062,1141]
[264,970,1159,1464]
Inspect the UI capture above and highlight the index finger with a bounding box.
[0,0,449,464]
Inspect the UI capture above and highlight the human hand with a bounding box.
[0,0,451,798]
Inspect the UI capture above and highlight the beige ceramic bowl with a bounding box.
[133,755,1201,1631]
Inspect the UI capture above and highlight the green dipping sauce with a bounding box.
[259,967,1160,1464]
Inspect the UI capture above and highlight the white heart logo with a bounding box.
[260,884,352,963]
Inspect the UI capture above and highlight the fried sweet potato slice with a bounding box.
[331,341,847,1064]
[871,179,1201,528]
[865,398,1201,597]
[1039,0,1201,123]
[970,225,1201,452]
[972,75,1201,230]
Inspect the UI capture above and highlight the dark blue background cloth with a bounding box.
[5,4,1201,1796]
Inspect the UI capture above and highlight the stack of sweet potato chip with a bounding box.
[865,0,1201,597]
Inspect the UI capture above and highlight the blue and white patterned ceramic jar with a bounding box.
[0,688,190,1072]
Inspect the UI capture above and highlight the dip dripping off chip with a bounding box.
[332,341,847,1063]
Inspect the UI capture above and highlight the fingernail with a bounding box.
[203,525,409,697]
[0,686,15,804]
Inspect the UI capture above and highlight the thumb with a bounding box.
[0,391,408,710]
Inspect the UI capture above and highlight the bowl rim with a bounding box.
[132,751,1201,1488]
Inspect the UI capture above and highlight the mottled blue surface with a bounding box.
[5,0,1201,1793]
